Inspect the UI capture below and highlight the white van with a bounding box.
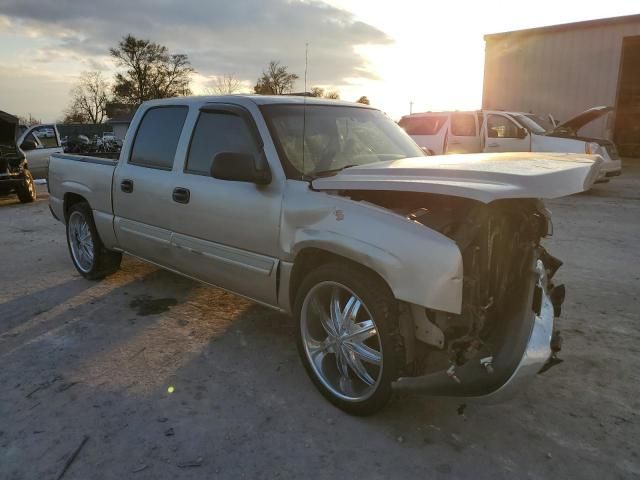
[399,107,621,179]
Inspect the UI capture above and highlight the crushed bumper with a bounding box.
[393,256,560,402]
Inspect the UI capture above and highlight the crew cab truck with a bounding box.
[400,107,621,180]
[49,96,601,415]
[0,111,37,203]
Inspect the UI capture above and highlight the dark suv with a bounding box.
[0,111,37,203]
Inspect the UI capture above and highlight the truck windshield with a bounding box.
[513,114,554,134]
[261,104,424,179]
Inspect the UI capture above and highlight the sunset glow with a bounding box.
[0,0,638,121]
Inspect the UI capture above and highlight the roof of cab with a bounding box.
[140,94,376,109]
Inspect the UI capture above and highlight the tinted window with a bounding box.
[130,106,188,169]
[186,112,260,175]
[451,113,476,136]
[398,115,447,135]
[487,114,519,138]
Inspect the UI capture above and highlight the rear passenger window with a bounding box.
[186,111,260,175]
[129,106,188,169]
[398,116,447,135]
[487,114,519,138]
[451,114,476,136]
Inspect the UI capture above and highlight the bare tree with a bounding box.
[210,73,243,95]
[310,87,340,99]
[254,61,299,95]
[110,34,194,105]
[17,114,41,126]
[65,71,109,124]
[61,110,86,124]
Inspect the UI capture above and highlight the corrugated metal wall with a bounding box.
[483,18,640,139]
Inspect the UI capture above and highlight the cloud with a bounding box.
[0,63,75,120]
[0,0,392,88]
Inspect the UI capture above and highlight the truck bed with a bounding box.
[48,153,119,241]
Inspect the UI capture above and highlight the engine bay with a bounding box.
[342,190,564,382]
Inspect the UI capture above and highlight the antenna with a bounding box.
[302,42,308,179]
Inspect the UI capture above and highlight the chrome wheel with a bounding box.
[26,175,35,198]
[68,211,94,273]
[300,281,383,402]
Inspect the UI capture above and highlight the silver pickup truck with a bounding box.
[49,95,601,415]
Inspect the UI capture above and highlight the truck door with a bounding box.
[447,113,481,153]
[483,113,530,153]
[112,105,189,268]
[18,124,64,179]
[168,104,282,306]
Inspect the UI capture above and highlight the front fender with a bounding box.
[281,181,463,314]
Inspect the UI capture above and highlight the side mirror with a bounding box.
[21,139,38,151]
[210,152,271,185]
[516,127,528,139]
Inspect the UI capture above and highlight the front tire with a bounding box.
[66,202,122,280]
[16,170,37,203]
[294,263,403,415]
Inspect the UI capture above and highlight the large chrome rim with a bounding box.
[68,211,94,273]
[301,281,383,402]
[26,174,35,198]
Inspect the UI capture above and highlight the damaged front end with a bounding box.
[0,110,28,194]
[349,191,565,400]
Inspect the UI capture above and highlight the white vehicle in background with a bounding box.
[399,106,621,180]
[16,123,64,179]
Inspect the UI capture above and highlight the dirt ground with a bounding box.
[1,164,639,480]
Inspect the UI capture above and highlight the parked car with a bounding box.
[399,106,621,180]
[34,127,56,138]
[15,123,64,179]
[0,111,37,203]
[48,96,602,414]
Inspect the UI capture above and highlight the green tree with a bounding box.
[110,34,194,105]
[254,61,299,95]
[356,96,370,105]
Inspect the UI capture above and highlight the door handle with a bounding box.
[120,179,134,193]
[172,187,190,204]
[487,143,499,148]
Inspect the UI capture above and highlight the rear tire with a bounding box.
[294,262,403,415]
[66,202,121,280]
[16,170,37,203]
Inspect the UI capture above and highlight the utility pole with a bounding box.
[409,100,414,115]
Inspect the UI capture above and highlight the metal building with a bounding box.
[483,14,640,157]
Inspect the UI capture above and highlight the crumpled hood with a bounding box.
[312,152,602,203]
[553,106,612,134]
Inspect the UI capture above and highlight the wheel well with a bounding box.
[289,247,392,310]
[63,193,88,220]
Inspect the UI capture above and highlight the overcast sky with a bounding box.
[0,0,638,121]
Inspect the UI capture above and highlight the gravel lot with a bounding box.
[1,164,639,480]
